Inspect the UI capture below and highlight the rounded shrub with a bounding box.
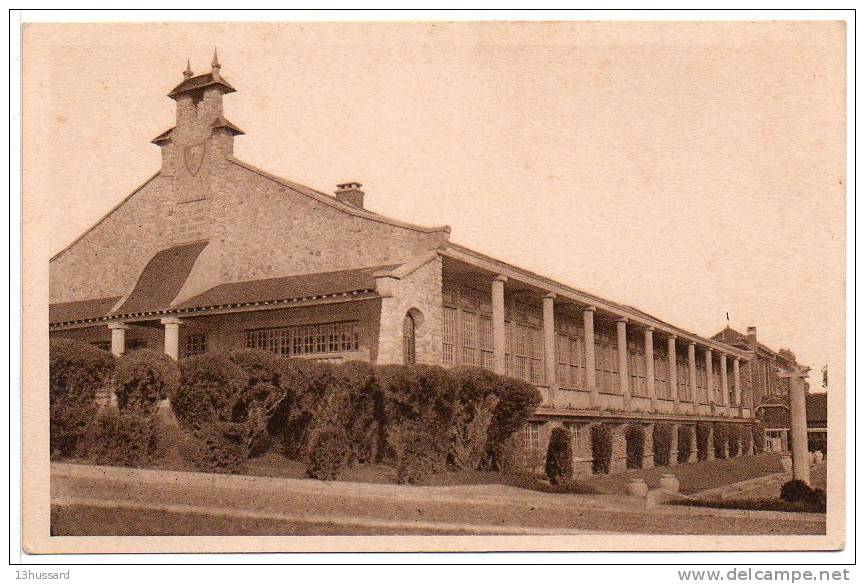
[176,422,248,474]
[544,426,573,485]
[497,434,531,475]
[625,424,645,469]
[696,422,712,461]
[652,423,673,467]
[77,406,159,467]
[484,376,542,470]
[727,424,741,458]
[172,352,247,431]
[227,349,288,456]
[677,425,693,464]
[712,421,728,459]
[449,366,501,470]
[306,427,352,480]
[752,421,766,454]
[113,349,179,417]
[780,479,812,503]
[591,424,613,475]
[49,338,115,457]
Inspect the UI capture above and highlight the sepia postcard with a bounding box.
[20,19,847,554]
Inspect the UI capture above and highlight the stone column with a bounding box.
[720,353,729,410]
[161,317,184,360]
[542,293,557,404]
[670,423,679,466]
[492,275,507,375]
[668,335,679,414]
[784,368,812,485]
[645,327,656,411]
[688,342,697,413]
[583,307,597,407]
[108,322,128,357]
[705,348,714,414]
[616,318,630,410]
[733,357,742,415]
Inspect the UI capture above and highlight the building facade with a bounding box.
[50,57,757,475]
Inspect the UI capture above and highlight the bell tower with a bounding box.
[151,50,244,194]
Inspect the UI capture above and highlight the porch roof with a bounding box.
[49,296,122,325]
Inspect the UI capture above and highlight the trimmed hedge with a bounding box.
[727,423,742,458]
[449,366,500,470]
[753,420,766,454]
[77,406,159,467]
[696,422,712,461]
[49,338,115,457]
[306,426,351,480]
[677,425,693,464]
[485,376,543,470]
[712,421,728,459]
[113,349,179,417]
[653,423,673,467]
[625,424,645,469]
[545,427,573,484]
[591,424,613,475]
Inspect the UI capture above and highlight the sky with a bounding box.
[24,21,846,389]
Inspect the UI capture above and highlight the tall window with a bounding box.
[555,318,586,389]
[524,422,541,451]
[442,307,458,366]
[403,313,416,365]
[246,322,359,357]
[653,339,670,399]
[676,350,691,401]
[627,334,647,396]
[442,284,494,371]
[594,323,620,393]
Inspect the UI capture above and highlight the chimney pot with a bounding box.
[335,182,365,209]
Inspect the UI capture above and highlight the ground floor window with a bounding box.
[566,422,588,454]
[524,422,541,451]
[765,429,789,452]
[184,333,207,358]
[246,321,359,357]
[403,313,416,365]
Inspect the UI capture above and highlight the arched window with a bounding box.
[403,312,416,365]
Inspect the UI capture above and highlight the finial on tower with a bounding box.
[183,59,193,79]
[211,48,221,78]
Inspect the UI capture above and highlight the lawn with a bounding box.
[575,453,784,495]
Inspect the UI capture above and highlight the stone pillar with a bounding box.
[492,275,507,375]
[645,327,656,411]
[583,307,597,407]
[669,423,679,466]
[689,426,698,463]
[642,423,655,469]
[668,335,679,414]
[688,342,698,413]
[705,348,714,414]
[108,322,128,357]
[733,357,742,415]
[706,424,715,460]
[161,317,183,360]
[542,293,557,404]
[785,368,812,485]
[720,353,729,411]
[616,318,630,409]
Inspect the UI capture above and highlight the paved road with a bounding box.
[51,463,825,537]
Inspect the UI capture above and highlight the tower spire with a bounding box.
[183,59,193,79]
[211,48,221,81]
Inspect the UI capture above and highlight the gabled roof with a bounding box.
[211,115,244,136]
[49,296,122,325]
[711,326,797,364]
[112,241,209,316]
[178,264,398,310]
[151,127,174,145]
[168,72,236,99]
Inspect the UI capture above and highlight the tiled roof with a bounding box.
[113,241,209,316]
[49,296,122,325]
[168,72,236,99]
[211,115,244,136]
[178,264,399,310]
[151,127,174,145]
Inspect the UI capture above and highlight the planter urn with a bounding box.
[626,478,649,497]
[658,473,680,493]
[814,451,824,464]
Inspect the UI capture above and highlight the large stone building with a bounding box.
[50,56,758,474]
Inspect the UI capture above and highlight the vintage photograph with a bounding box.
[21,19,846,553]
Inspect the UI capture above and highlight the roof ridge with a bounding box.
[226,156,450,235]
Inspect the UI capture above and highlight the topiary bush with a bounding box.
[484,376,543,470]
[49,338,115,458]
[653,423,673,467]
[77,406,160,467]
[591,424,613,474]
[544,426,573,484]
[497,434,531,475]
[696,422,712,461]
[727,423,741,458]
[780,479,812,503]
[172,352,247,431]
[226,349,288,456]
[113,349,179,417]
[712,421,728,459]
[752,420,766,454]
[306,426,352,480]
[677,425,693,464]
[742,424,753,455]
[625,424,645,469]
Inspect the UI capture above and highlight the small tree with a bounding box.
[712,422,728,459]
[677,425,693,463]
[727,424,741,457]
[653,423,673,467]
[544,427,573,484]
[696,422,712,461]
[307,427,352,480]
[591,424,613,474]
[752,420,766,454]
[625,424,645,469]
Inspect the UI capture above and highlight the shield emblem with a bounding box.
[183,143,207,176]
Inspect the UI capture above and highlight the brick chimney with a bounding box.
[746,326,758,351]
[335,182,364,209]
